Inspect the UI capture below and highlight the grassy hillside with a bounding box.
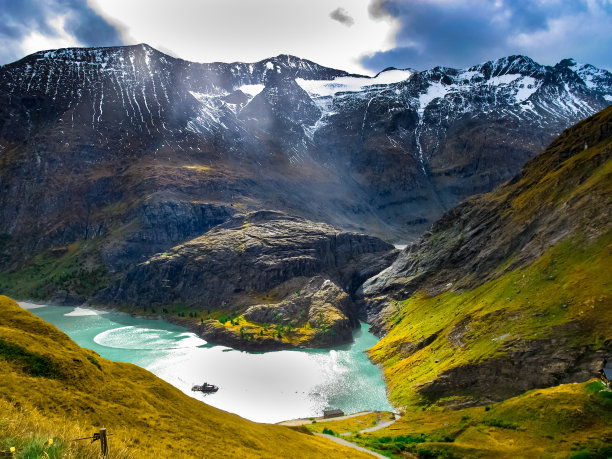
[364,106,612,411]
[0,295,374,459]
[370,230,611,408]
[0,240,111,301]
[318,381,612,458]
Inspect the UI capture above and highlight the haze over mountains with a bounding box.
[0,44,610,302]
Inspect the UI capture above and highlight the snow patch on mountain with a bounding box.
[514,76,540,102]
[417,72,544,116]
[296,69,411,97]
[569,62,607,90]
[239,84,264,97]
[187,91,229,134]
[418,82,449,115]
[457,70,484,81]
[371,69,413,85]
[488,74,521,86]
[560,84,595,114]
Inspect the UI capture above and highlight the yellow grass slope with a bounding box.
[343,380,612,458]
[0,295,373,458]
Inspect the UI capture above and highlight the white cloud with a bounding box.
[87,0,399,75]
[20,14,83,57]
[508,4,612,70]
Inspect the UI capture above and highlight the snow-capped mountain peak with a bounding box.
[0,45,610,240]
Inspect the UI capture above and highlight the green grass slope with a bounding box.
[366,106,612,410]
[343,380,612,458]
[0,295,373,459]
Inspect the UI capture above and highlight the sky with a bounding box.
[0,0,610,75]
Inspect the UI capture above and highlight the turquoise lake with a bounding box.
[23,302,392,423]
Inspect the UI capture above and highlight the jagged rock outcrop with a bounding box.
[100,200,236,270]
[98,210,395,309]
[96,210,395,348]
[419,333,612,408]
[243,277,353,326]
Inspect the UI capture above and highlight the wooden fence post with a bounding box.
[100,428,108,458]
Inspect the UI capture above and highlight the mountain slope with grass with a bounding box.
[0,295,374,459]
[316,380,612,459]
[360,105,612,410]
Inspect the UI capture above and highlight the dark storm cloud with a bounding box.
[363,0,612,72]
[330,7,355,27]
[0,0,123,65]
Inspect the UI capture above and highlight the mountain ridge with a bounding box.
[0,44,610,306]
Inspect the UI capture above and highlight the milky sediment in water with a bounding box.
[24,303,392,422]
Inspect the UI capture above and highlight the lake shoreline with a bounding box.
[18,292,361,351]
[23,301,394,423]
[87,296,359,352]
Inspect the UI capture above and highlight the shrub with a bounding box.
[569,451,596,459]
[569,446,612,459]
[482,419,518,430]
[395,435,427,445]
[86,355,101,371]
[416,447,458,459]
[0,339,61,378]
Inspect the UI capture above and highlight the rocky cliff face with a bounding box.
[361,106,612,408]
[99,210,394,307]
[100,200,237,271]
[96,210,396,348]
